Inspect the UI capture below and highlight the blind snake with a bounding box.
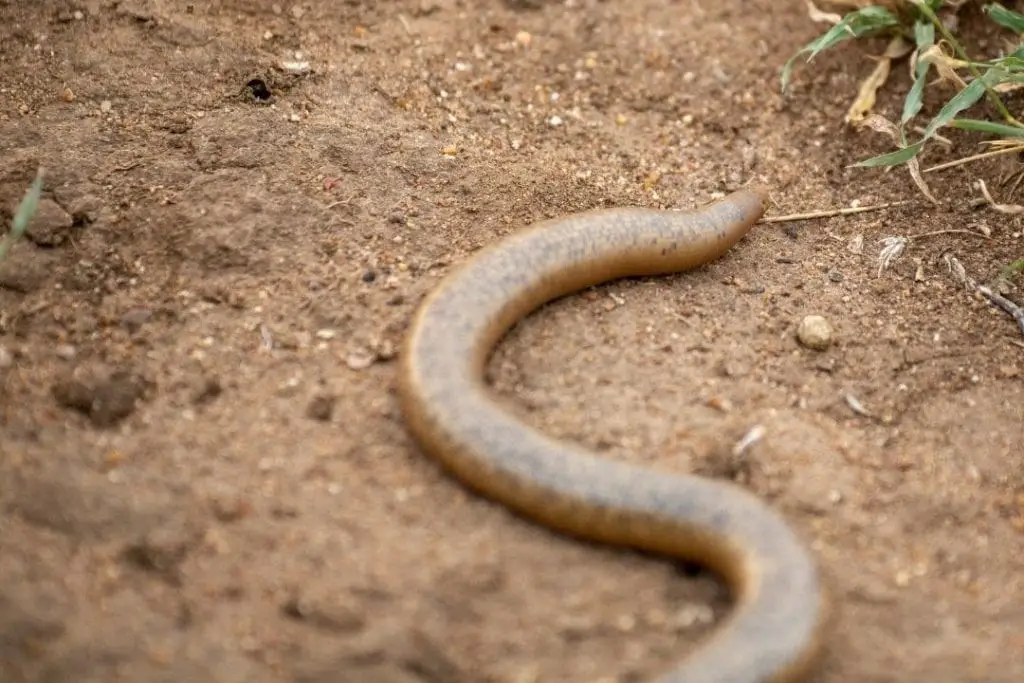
[397,187,829,683]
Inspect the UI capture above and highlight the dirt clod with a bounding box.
[122,520,201,582]
[52,368,148,427]
[22,198,73,247]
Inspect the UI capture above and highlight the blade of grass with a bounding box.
[920,68,1002,139]
[852,141,926,168]
[914,0,1022,127]
[0,168,45,264]
[984,3,1024,34]
[902,19,936,124]
[781,6,901,93]
[949,118,1024,137]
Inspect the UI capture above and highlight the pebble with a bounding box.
[120,307,152,332]
[796,314,834,351]
[210,493,251,522]
[0,345,12,368]
[345,351,376,370]
[55,344,76,360]
[672,603,715,630]
[24,199,73,246]
[122,521,196,575]
[281,590,366,633]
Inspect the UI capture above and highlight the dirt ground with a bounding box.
[1,1,1023,682]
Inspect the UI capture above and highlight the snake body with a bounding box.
[397,187,828,683]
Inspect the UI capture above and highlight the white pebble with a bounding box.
[345,351,375,370]
[796,315,833,351]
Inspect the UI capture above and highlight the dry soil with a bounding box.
[1,1,1023,682]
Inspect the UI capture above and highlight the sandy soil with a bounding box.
[2,1,1022,682]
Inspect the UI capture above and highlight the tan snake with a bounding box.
[397,187,829,683]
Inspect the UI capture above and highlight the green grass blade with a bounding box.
[852,141,926,168]
[0,168,44,264]
[921,71,998,138]
[902,20,936,124]
[1002,258,1024,278]
[984,3,1024,34]
[948,118,1024,137]
[995,53,1024,69]
[781,6,900,92]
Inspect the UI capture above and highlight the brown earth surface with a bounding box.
[2,1,1023,682]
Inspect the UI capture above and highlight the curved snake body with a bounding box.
[397,188,828,683]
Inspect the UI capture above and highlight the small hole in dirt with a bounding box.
[246,78,271,102]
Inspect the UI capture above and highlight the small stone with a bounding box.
[23,199,73,246]
[66,194,101,223]
[0,345,13,368]
[120,307,152,332]
[373,339,397,361]
[796,315,834,351]
[100,99,112,113]
[122,521,198,577]
[277,375,302,396]
[55,344,76,360]
[999,364,1020,378]
[281,590,366,633]
[672,604,714,630]
[281,60,310,75]
[345,351,376,370]
[210,493,251,522]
